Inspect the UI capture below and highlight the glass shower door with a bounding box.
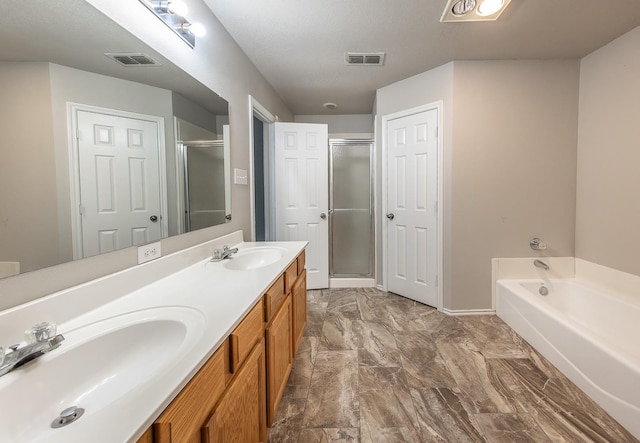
[330,140,374,277]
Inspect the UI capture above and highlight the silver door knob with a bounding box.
[150,215,158,222]
[386,213,395,220]
[320,212,327,220]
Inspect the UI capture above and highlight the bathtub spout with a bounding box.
[534,259,549,270]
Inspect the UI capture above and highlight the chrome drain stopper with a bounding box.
[51,406,85,428]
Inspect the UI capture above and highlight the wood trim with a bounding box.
[264,274,285,321]
[284,261,298,294]
[297,250,306,275]
[265,295,293,425]
[202,339,267,443]
[135,426,154,443]
[229,299,265,373]
[153,341,228,443]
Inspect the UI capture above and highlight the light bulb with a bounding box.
[477,0,504,16]
[168,0,188,16]
[189,22,206,37]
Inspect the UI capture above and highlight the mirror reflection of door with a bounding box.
[74,108,164,258]
[183,141,226,231]
[175,118,229,233]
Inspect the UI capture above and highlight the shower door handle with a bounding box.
[386,213,395,220]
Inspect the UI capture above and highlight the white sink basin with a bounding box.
[223,246,286,270]
[0,306,205,442]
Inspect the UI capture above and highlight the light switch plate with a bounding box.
[234,168,248,185]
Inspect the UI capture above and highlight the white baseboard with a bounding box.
[329,278,376,288]
[442,308,495,316]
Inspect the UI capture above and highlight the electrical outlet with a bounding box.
[138,241,161,264]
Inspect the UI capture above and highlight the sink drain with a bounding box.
[51,406,85,428]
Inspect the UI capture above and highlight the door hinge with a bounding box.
[79,204,86,215]
[434,201,438,214]
[76,127,80,140]
[435,275,438,287]
[434,126,439,138]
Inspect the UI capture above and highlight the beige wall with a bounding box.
[375,60,579,311]
[451,60,579,310]
[576,27,640,277]
[48,63,176,256]
[0,62,60,273]
[294,114,374,135]
[375,62,455,306]
[0,0,293,310]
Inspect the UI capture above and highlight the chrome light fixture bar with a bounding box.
[138,0,205,48]
[440,0,512,22]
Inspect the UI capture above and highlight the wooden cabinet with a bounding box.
[153,341,229,443]
[203,339,267,443]
[291,269,307,354]
[229,299,265,373]
[263,275,285,321]
[265,295,293,425]
[140,250,307,443]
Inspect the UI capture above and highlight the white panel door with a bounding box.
[77,110,162,258]
[386,108,439,307]
[274,122,329,289]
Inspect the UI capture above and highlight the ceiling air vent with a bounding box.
[345,52,385,66]
[104,53,161,67]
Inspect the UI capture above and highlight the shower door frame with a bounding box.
[329,139,375,278]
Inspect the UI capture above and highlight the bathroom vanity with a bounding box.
[0,232,306,443]
[144,250,307,442]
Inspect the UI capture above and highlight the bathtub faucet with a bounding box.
[533,259,549,271]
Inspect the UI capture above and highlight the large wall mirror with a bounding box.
[0,0,231,278]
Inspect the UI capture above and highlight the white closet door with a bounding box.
[386,108,439,307]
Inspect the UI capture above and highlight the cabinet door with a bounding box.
[154,342,228,443]
[203,339,267,443]
[265,295,293,426]
[291,270,307,355]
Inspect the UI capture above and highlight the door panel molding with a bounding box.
[381,102,443,310]
[68,103,167,259]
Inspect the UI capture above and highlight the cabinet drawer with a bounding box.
[284,261,298,294]
[230,299,264,373]
[154,341,228,443]
[297,250,305,275]
[264,274,285,322]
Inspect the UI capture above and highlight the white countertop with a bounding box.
[0,236,306,442]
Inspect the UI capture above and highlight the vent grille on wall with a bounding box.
[345,52,385,66]
[104,53,161,66]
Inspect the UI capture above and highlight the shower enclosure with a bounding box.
[329,139,374,278]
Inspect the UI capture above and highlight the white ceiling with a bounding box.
[204,0,640,115]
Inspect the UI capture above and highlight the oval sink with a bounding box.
[0,306,205,442]
[223,246,286,271]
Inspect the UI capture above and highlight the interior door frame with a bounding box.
[380,101,444,311]
[67,102,168,260]
[248,95,277,241]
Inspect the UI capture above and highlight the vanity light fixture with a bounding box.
[440,0,511,22]
[138,0,206,48]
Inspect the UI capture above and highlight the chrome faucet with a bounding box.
[0,322,64,378]
[533,259,549,271]
[211,245,239,262]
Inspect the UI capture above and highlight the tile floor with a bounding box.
[268,288,637,443]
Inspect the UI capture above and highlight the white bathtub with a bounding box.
[496,278,640,439]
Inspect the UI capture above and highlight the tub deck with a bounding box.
[497,278,640,440]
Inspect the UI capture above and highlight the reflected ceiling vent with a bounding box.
[104,53,161,66]
[345,52,385,66]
